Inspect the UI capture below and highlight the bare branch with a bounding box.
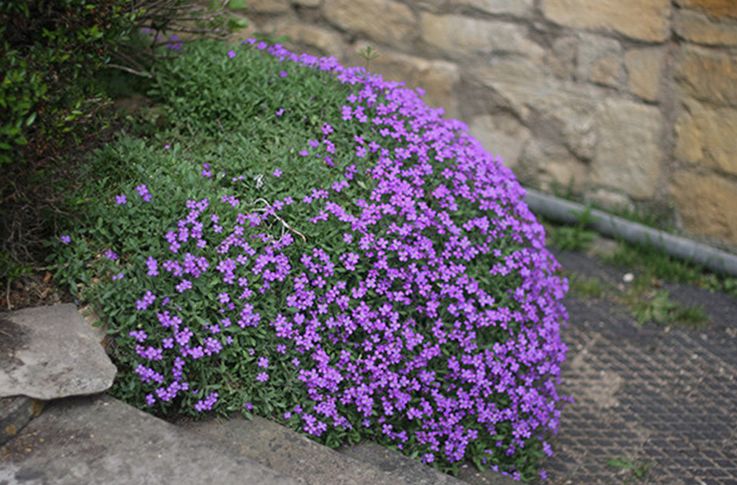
[106,63,153,78]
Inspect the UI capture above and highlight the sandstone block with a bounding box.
[542,0,671,42]
[547,36,578,80]
[277,22,345,58]
[519,139,588,193]
[249,0,291,13]
[324,0,415,44]
[675,0,737,19]
[576,34,624,89]
[474,60,600,161]
[415,0,447,11]
[420,13,544,60]
[671,171,737,245]
[585,188,635,213]
[351,43,460,116]
[624,48,665,102]
[468,114,531,168]
[676,45,737,107]
[674,9,737,46]
[675,99,737,176]
[591,98,663,199]
[450,0,534,17]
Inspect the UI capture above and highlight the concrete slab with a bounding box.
[0,396,296,485]
[0,304,116,400]
[182,415,462,485]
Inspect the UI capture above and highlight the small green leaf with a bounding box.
[229,0,248,10]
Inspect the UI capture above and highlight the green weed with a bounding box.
[607,457,651,482]
[566,273,607,299]
[628,288,708,328]
[546,209,597,252]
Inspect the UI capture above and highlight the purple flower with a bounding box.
[279,70,288,78]
[146,256,159,277]
[135,290,156,311]
[228,50,236,59]
[104,249,118,261]
[166,34,183,51]
[93,42,569,480]
[115,194,127,205]
[135,184,152,202]
[194,392,219,412]
[112,272,125,281]
[59,235,71,245]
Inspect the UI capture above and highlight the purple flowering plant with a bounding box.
[54,40,568,481]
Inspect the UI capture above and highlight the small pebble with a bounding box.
[623,273,634,283]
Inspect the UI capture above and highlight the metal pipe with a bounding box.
[523,188,737,277]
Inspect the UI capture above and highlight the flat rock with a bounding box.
[181,415,461,485]
[0,396,44,447]
[0,396,295,485]
[340,441,520,485]
[0,304,117,400]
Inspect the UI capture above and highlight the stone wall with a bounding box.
[238,0,737,249]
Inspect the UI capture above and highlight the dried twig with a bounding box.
[252,197,307,243]
[106,63,153,78]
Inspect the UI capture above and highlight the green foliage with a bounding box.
[52,41,565,481]
[0,0,246,167]
[357,45,381,70]
[606,243,700,283]
[546,209,596,252]
[605,241,737,299]
[629,288,708,328]
[0,1,253,294]
[607,457,651,482]
[566,273,606,299]
[0,1,137,165]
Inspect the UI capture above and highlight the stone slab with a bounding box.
[181,415,461,485]
[0,396,295,485]
[340,441,518,485]
[0,396,44,447]
[0,304,117,400]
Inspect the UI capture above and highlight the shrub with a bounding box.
[0,1,134,165]
[0,1,244,291]
[55,40,568,481]
[0,0,241,166]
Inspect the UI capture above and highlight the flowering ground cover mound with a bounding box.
[54,40,568,481]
